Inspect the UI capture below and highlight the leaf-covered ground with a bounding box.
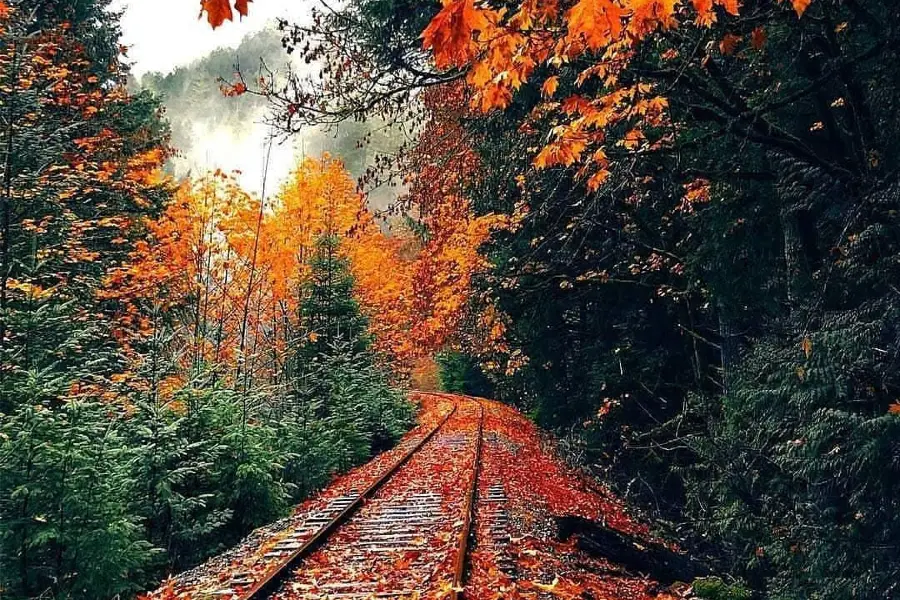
[148,394,679,599]
[469,399,675,599]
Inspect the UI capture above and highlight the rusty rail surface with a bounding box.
[450,401,484,600]
[241,402,458,600]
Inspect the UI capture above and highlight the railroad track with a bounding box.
[210,395,486,600]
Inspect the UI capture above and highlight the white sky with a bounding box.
[112,1,313,195]
[113,0,309,77]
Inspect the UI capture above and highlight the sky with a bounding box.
[113,0,309,77]
[112,1,313,195]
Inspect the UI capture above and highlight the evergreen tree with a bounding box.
[300,234,372,360]
[292,233,412,460]
[436,351,493,398]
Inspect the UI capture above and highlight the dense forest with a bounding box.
[1,0,899,598]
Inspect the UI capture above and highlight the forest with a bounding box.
[0,0,898,599]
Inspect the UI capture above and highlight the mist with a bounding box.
[135,28,409,211]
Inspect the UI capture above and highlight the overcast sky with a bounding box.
[111,1,313,194]
[112,0,309,76]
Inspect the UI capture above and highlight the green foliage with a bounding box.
[693,577,752,600]
[204,388,292,533]
[300,235,372,360]
[436,351,493,398]
[293,234,414,460]
[0,397,156,599]
[0,8,415,600]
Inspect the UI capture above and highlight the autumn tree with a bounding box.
[414,0,900,596]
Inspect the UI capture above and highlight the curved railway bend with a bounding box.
[148,394,699,600]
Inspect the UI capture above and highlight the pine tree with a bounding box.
[300,234,372,361]
[290,233,412,468]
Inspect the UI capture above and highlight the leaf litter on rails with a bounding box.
[270,398,483,599]
[143,394,454,600]
[146,395,681,599]
[468,399,678,600]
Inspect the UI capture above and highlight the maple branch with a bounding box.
[649,67,853,179]
[751,40,885,119]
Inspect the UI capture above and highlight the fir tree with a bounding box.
[300,234,371,361]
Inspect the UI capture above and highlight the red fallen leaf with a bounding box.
[235,0,252,18]
[200,0,232,28]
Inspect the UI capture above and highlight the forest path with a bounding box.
[147,394,684,600]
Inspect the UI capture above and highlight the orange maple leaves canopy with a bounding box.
[418,0,814,190]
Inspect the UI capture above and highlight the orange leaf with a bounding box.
[889,403,900,416]
[801,337,812,358]
[629,0,678,36]
[566,0,625,51]
[586,169,610,191]
[541,76,560,98]
[422,0,489,69]
[692,0,741,26]
[791,0,811,17]
[200,0,233,28]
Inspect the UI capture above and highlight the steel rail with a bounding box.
[449,400,484,600]
[241,402,458,600]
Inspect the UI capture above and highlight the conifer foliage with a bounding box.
[0,3,414,598]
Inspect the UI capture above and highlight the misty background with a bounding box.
[131,27,408,211]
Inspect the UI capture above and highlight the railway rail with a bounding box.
[205,394,487,600]
[152,393,676,600]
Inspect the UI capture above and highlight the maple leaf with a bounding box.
[621,128,646,150]
[201,0,233,28]
[541,76,560,98]
[629,0,678,36]
[692,0,741,25]
[791,0,812,17]
[889,403,900,416]
[586,169,610,191]
[566,0,625,51]
[422,0,489,69]
[235,0,252,18]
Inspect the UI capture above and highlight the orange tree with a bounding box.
[108,156,423,387]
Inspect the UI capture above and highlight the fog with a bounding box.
[134,28,408,210]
